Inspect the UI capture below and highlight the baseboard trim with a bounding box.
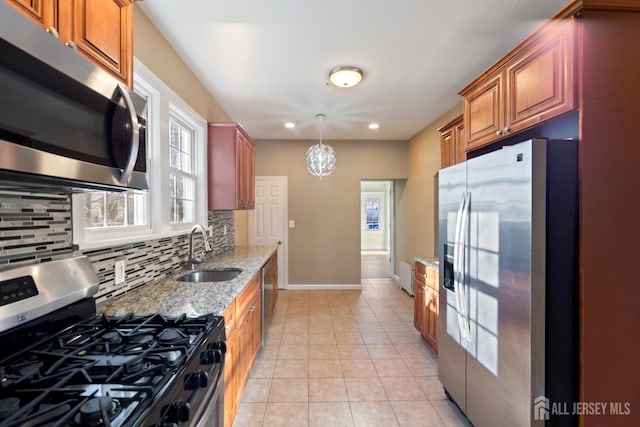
[393,274,400,282]
[286,284,363,290]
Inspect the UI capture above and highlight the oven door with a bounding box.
[193,363,224,427]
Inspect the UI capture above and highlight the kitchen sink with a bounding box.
[177,268,242,283]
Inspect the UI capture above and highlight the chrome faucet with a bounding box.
[185,224,213,270]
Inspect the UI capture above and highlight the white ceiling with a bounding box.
[138,0,568,141]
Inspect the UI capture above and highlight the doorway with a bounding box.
[360,180,394,279]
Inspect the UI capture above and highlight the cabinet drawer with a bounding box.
[236,274,260,318]
[222,299,237,337]
[415,262,426,279]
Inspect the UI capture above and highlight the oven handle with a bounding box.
[116,84,140,186]
[192,353,224,427]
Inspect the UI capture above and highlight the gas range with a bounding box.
[0,257,226,427]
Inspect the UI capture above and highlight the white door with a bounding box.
[249,176,287,289]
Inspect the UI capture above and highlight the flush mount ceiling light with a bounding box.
[284,122,295,128]
[306,114,336,179]
[329,66,364,88]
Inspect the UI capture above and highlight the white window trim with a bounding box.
[72,58,208,251]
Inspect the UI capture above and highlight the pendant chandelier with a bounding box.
[306,113,336,179]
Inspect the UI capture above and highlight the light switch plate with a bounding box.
[288,220,295,228]
[114,260,126,285]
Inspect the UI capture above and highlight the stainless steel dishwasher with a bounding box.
[261,254,276,346]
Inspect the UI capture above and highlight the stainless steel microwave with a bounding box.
[0,2,148,192]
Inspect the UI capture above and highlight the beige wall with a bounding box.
[395,104,462,268]
[134,7,231,124]
[254,139,408,285]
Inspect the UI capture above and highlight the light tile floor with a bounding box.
[233,278,471,427]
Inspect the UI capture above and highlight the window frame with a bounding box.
[72,59,208,250]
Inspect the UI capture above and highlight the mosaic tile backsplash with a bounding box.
[0,191,235,303]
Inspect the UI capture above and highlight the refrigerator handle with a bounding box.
[459,192,472,342]
[453,193,470,342]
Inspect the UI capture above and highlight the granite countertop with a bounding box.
[97,245,277,318]
[413,256,439,269]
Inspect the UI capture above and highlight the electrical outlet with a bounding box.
[114,260,126,285]
[289,220,295,228]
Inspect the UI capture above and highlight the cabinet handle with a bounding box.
[45,27,59,39]
[503,126,510,134]
[495,130,502,136]
[65,41,77,51]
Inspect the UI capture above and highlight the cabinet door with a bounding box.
[454,120,465,164]
[464,71,504,151]
[505,19,575,134]
[236,313,252,393]
[414,280,425,333]
[235,133,255,210]
[70,0,133,86]
[223,332,237,427]
[440,128,456,169]
[250,293,261,361]
[423,288,439,352]
[5,0,56,30]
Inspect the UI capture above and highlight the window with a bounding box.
[365,197,380,230]
[169,117,196,223]
[72,59,207,249]
[84,191,147,228]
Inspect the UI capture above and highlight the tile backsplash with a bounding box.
[0,191,234,303]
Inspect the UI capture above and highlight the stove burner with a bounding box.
[129,334,153,345]
[157,328,185,343]
[74,396,121,426]
[102,331,122,344]
[0,397,19,421]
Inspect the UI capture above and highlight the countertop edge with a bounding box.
[97,245,278,318]
[413,256,439,269]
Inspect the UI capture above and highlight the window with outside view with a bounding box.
[169,117,196,223]
[84,192,147,228]
[366,197,380,230]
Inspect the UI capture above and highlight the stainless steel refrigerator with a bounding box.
[438,139,579,426]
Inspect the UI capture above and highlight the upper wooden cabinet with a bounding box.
[5,0,134,87]
[461,17,575,151]
[68,0,133,86]
[438,115,465,168]
[208,123,256,210]
[5,0,56,28]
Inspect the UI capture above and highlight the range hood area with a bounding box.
[0,1,148,193]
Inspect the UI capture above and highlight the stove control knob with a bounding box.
[164,402,190,424]
[196,370,209,388]
[209,340,227,354]
[177,402,191,422]
[200,349,215,365]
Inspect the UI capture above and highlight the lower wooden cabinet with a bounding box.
[413,274,426,333]
[414,261,439,352]
[222,274,261,427]
[222,300,236,427]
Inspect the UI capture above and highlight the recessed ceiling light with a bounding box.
[368,123,380,130]
[284,122,295,128]
[329,66,364,88]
